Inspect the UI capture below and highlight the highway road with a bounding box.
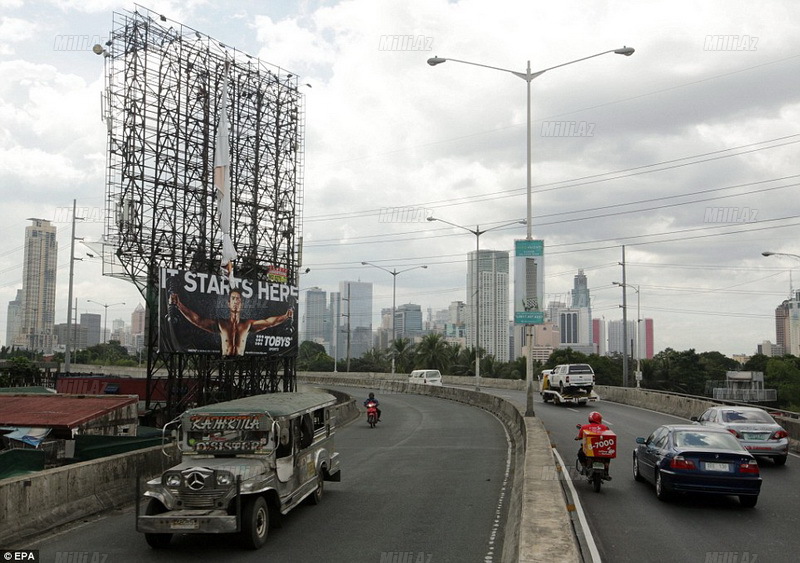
[489,387,800,563]
[22,388,512,563]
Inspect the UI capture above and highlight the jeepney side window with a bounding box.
[313,408,325,432]
[276,422,292,458]
[299,414,314,449]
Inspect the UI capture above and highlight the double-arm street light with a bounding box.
[428,46,634,409]
[361,262,428,374]
[87,300,126,344]
[427,216,525,390]
[614,281,641,387]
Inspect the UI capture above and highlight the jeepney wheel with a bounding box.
[144,498,173,549]
[240,496,269,549]
[307,469,324,505]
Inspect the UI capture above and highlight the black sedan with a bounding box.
[632,424,762,507]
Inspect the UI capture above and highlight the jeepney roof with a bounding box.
[183,391,337,419]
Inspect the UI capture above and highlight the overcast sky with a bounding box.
[1,0,799,357]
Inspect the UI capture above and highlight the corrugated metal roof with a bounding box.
[0,394,138,429]
[183,392,336,419]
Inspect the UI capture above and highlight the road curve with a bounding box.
[23,388,512,563]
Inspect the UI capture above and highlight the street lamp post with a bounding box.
[427,217,525,391]
[361,262,428,374]
[86,300,126,344]
[428,46,634,410]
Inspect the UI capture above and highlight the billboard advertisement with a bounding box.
[514,239,545,324]
[159,268,298,357]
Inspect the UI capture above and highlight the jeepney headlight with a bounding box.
[216,472,233,486]
[165,473,182,488]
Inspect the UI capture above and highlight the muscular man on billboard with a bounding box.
[170,288,293,356]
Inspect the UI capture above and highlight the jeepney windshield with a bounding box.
[181,414,273,455]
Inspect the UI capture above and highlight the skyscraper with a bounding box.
[301,287,328,345]
[6,289,23,347]
[338,281,373,361]
[467,249,510,362]
[15,219,58,353]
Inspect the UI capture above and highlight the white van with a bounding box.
[409,369,443,386]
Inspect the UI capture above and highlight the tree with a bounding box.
[391,337,416,374]
[297,341,333,371]
[765,357,800,411]
[414,333,451,373]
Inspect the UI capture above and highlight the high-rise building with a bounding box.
[302,287,328,345]
[467,249,510,362]
[15,219,58,353]
[396,303,423,338]
[131,303,146,338]
[592,318,607,356]
[6,289,23,347]
[81,313,102,347]
[338,281,373,360]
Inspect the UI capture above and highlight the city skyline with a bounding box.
[1,1,799,357]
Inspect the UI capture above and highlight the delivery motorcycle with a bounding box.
[575,423,617,492]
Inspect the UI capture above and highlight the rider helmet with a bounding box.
[588,411,603,424]
[369,392,375,399]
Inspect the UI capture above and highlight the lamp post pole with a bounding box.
[427,217,525,391]
[361,262,428,374]
[87,300,126,344]
[428,46,635,409]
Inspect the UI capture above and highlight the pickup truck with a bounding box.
[548,363,595,394]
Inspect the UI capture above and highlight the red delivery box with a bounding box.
[581,430,617,458]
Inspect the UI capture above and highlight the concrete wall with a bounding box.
[0,443,181,547]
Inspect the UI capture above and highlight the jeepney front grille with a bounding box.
[179,490,224,509]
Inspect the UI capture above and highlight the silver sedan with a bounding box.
[692,406,789,465]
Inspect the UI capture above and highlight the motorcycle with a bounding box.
[366,400,379,428]
[575,424,617,492]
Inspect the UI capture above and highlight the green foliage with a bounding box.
[764,357,800,411]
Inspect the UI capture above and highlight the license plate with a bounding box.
[704,462,730,472]
[592,462,605,470]
[170,519,200,530]
[743,433,767,440]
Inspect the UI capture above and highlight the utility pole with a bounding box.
[620,245,628,387]
[64,200,83,374]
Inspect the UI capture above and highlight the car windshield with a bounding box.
[721,409,774,424]
[673,430,741,450]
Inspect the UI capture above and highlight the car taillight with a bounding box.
[669,456,696,470]
[772,429,788,440]
[739,461,760,474]
[727,428,741,438]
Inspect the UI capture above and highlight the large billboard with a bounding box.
[514,239,545,324]
[159,268,298,357]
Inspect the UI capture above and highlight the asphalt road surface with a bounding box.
[489,387,800,563]
[22,388,512,563]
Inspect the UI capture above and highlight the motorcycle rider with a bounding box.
[364,392,381,422]
[575,411,611,480]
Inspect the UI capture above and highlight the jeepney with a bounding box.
[137,391,341,549]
